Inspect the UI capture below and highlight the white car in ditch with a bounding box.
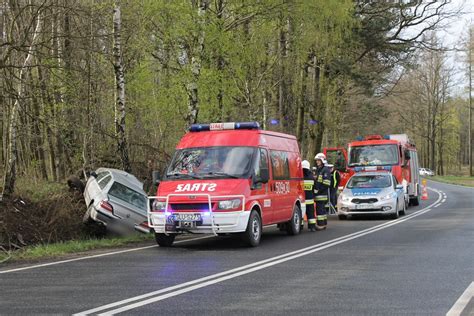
[83,168,150,234]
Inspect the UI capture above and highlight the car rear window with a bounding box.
[98,175,112,189]
[347,174,391,189]
[108,182,146,210]
[96,172,109,182]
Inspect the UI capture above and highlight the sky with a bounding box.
[438,0,474,96]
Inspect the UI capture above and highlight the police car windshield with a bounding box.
[347,174,391,189]
[348,145,398,166]
[166,146,255,179]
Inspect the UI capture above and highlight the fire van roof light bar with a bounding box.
[189,122,260,132]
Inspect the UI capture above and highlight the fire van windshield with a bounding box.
[348,144,399,166]
[166,146,255,179]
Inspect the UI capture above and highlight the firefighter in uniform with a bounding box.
[328,164,341,209]
[302,160,317,232]
[314,153,331,229]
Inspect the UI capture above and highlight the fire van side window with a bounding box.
[270,150,290,180]
[254,148,269,180]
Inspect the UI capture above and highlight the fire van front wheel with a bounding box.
[155,233,176,247]
[241,210,261,247]
[286,205,302,235]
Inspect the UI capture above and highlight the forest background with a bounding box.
[1,0,473,198]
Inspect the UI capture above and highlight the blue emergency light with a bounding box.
[354,166,392,172]
[189,122,260,132]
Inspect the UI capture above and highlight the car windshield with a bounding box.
[349,145,398,166]
[347,174,391,189]
[108,182,147,210]
[166,146,256,179]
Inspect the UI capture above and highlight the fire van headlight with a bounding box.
[380,193,396,201]
[152,201,166,211]
[217,199,242,210]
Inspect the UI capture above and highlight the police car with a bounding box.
[337,170,406,220]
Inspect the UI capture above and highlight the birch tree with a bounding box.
[2,6,43,197]
[113,0,131,172]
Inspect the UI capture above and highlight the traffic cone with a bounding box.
[421,179,428,200]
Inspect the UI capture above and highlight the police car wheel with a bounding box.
[241,210,261,247]
[400,200,406,216]
[155,233,176,247]
[286,205,301,236]
[390,205,399,220]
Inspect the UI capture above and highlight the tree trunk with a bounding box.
[186,0,209,126]
[216,0,224,120]
[296,55,310,145]
[37,64,58,181]
[113,1,131,172]
[308,56,326,159]
[30,68,48,180]
[278,17,288,133]
[2,11,42,197]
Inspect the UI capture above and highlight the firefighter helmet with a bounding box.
[302,160,310,170]
[314,153,326,163]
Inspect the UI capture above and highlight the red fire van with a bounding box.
[148,122,305,247]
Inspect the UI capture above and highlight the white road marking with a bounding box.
[442,199,446,203]
[446,282,474,316]
[0,236,212,274]
[75,188,443,315]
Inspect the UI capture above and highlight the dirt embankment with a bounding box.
[0,189,87,252]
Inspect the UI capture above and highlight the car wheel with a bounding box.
[241,209,262,247]
[155,233,176,247]
[338,214,347,220]
[400,199,406,216]
[82,206,94,224]
[390,205,399,220]
[286,205,302,236]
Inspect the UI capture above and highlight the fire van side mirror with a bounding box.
[404,149,411,160]
[152,171,161,187]
[258,168,270,184]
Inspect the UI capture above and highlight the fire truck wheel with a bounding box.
[286,205,302,235]
[410,195,420,206]
[155,233,176,247]
[241,210,261,247]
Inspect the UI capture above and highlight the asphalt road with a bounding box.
[1,180,473,315]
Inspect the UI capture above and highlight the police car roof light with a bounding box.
[354,166,392,172]
[355,136,363,141]
[189,122,260,132]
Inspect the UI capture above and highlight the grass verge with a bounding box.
[428,175,474,187]
[0,233,154,264]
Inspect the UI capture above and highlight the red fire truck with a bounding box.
[148,122,305,247]
[324,134,421,206]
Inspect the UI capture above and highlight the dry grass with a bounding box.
[429,176,474,187]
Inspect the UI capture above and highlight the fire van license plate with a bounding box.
[173,214,202,221]
[355,204,374,209]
